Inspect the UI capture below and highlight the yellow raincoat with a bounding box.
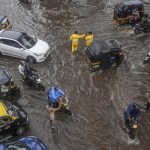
[85,34,94,46]
[70,33,85,52]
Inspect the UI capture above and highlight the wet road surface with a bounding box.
[0,0,150,149]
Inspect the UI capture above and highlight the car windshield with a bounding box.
[18,33,37,49]
[8,142,29,150]
[3,101,18,117]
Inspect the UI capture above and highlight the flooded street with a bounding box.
[0,0,150,149]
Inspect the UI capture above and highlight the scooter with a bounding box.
[128,118,138,140]
[24,73,45,91]
[124,111,138,140]
[143,52,150,64]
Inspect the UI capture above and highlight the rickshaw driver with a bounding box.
[1,80,16,94]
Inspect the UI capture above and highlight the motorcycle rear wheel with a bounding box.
[38,83,45,91]
[129,128,136,140]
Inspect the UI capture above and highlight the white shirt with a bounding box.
[18,64,25,75]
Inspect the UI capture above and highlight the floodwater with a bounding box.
[0,0,150,149]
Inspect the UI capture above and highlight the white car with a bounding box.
[0,30,50,63]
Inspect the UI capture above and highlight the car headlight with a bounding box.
[33,53,45,56]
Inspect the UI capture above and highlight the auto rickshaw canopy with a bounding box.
[0,71,11,86]
[86,39,122,63]
[114,0,144,17]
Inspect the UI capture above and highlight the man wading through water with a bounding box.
[70,31,85,53]
[46,97,63,128]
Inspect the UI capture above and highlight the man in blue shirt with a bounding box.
[124,103,141,127]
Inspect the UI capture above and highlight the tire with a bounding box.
[38,83,45,91]
[0,51,3,56]
[27,56,36,63]
[16,126,25,135]
[129,128,136,140]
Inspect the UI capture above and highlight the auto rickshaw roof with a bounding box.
[0,71,11,85]
[0,16,6,24]
[115,0,143,11]
[123,0,143,6]
[88,39,121,55]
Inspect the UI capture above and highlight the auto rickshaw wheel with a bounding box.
[27,56,36,63]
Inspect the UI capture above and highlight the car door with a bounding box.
[0,116,14,135]
[8,40,27,59]
[0,39,26,59]
[0,39,12,56]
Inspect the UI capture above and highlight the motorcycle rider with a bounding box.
[124,103,141,127]
[18,61,26,79]
[24,64,37,86]
[47,87,64,127]
[46,98,62,128]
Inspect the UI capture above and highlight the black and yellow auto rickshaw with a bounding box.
[0,71,20,101]
[0,16,12,30]
[0,100,29,142]
[113,0,144,25]
[86,39,124,71]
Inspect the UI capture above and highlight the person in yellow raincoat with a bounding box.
[85,31,94,47]
[70,31,85,53]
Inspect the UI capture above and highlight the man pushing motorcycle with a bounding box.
[47,86,72,127]
[124,102,141,128]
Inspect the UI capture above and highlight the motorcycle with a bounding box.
[24,73,45,91]
[143,52,150,64]
[134,23,150,34]
[124,111,138,140]
[48,87,72,115]
[128,117,138,140]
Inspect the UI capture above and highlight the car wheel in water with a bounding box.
[0,51,3,56]
[16,126,25,135]
[27,56,36,63]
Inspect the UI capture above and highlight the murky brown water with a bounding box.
[0,0,150,149]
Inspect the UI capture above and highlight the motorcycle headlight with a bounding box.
[133,125,138,128]
[37,78,41,82]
